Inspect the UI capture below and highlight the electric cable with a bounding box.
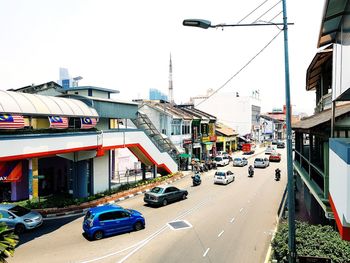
[236,0,270,24]
[269,11,283,22]
[195,29,283,108]
[253,0,282,23]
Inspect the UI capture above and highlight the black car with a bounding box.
[144,185,188,206]
[277,142,285,148]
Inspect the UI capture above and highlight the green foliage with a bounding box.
[13,174,176,209]
[272,220,350,263]
[0,219,19,263]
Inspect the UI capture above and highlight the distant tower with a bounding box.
[168,53,174,104]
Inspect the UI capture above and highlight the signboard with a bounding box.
[183,139,192,145]
[333,43,350,101]
[202,136,210,143]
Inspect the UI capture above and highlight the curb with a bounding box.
[42,173,189,220]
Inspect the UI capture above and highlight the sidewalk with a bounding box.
[38,171,193,220]
[38,145,268,220]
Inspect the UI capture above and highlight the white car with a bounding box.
[265,146,275,155]
[214,170,235,185]
[232,157,248,167]
[214,155,229,166]
[254,157,270,168]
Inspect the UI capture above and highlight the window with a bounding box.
[0,210,12,219]
[114,211,130,219]
[150,187,164,194]
[171,120,181,135]
[99,212,115,221]
[182,121,190,135]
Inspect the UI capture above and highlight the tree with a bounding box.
[0,221,18,263]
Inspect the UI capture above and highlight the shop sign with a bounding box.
[193,143,201,148]
[183,139,192,145]
[216,136,225,142]
[202,136,210,142]
[210,135,217,141]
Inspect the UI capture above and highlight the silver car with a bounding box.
[233,157,248,167]
[0,204,43,234]
[254,157,270,168]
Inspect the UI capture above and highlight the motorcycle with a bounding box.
[275,168,281,181]
[248,165,254,177]
[191,173,201,186]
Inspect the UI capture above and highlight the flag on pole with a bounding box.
[80,117,97,129]
[0,114,25,129]
[48,116,68,129]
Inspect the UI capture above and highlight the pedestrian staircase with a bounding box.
[131,111,179,162]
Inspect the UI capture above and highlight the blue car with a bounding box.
[82,204,145,240]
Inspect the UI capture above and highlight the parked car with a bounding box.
[214,170,235,185]
[82,204,145,240]
[265,146,275,154]
[232,157,248,167]
[214,155,229,166]
[0,204,43,234]
[144,185,188,206]
[254,157,270,168]
[277,141,285,148]
[217,151,232,161]
[269,152,281,162]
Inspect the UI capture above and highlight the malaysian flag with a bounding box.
[0,114,25,129]
[80,117,97,129]
[48,116,68,129]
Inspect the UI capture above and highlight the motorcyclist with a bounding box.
[191,171,201,186]
[275,168,281,180]
[248,165,254,177]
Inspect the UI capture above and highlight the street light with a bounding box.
[183,1,296,262]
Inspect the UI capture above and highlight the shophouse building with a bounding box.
[292,0,350,241]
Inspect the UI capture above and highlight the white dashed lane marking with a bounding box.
[218,230,224,237]
[203,248,210,257]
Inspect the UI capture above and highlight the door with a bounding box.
[113,211,132,233]
[98,212,120,235]
[0,210,16,229]
[164,187,178,202]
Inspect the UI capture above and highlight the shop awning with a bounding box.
[178,153,191,158]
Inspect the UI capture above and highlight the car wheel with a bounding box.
[162,199,168,206]
[15,223,26,234]
[182,193,187,200]
[93,230,104,240]
[134,221,144,231]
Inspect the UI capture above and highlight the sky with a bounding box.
[0,0,324,115]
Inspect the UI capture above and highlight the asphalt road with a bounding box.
[9,148,287,263]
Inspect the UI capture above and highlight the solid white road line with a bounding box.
[218,230,224,237]
[203,248,210,257]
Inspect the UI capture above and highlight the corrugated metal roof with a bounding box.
[318,0,350,48]
[0,90,98,117]
[292,102,350,129]
[306,46,333,91]
[216,123,238,136]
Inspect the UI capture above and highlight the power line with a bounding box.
[253,0,282,23]
[236,0,270,24]
[195,29,283,108]
[269,11,283,22]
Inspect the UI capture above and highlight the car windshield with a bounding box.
[215,157,222,161]
[234,158,241,161]
[84,211,94,221]
[255,158,263,162]
[215,172,225,176]
[8,206,30,217]
[150,187,164,194]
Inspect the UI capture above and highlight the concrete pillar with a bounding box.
[28,158,39,200]
[152,165,157,178]
[73,160,89,198]
[141,163,146,180]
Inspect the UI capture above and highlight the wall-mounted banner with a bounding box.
[0,114,25,129]
[81,117,97,129]
[0,161,22,182]
[48,116,68,129]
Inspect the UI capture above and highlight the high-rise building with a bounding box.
[149,89,168,101]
